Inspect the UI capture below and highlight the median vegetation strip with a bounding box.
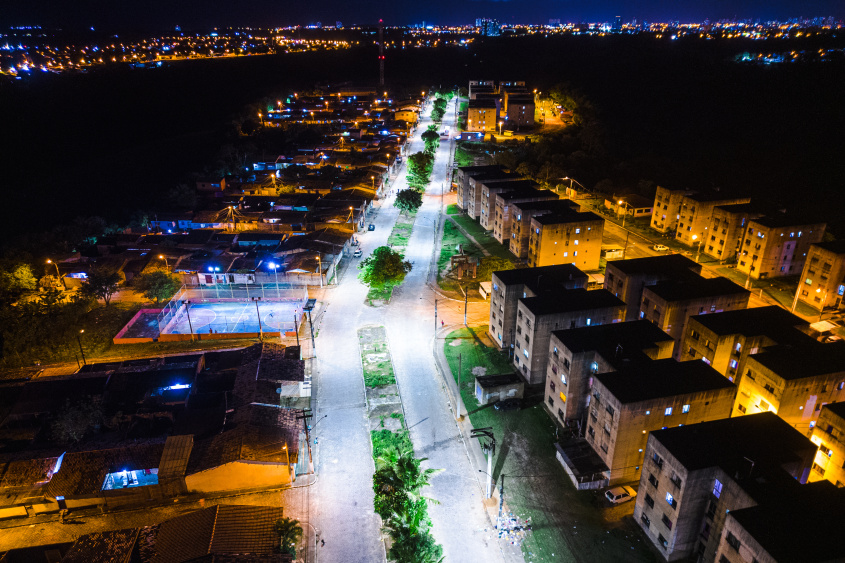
[443,326,657,563]
[358,326,397,387]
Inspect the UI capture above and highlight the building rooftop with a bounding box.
[750,213,825,229]
[811,240,845,256]
[595,358,734,403]
[468,99,498,108]
[750,340,845,380]
[646,276,749,302]
[650,412,813,475]
[496,187,559,203]
[60,529,139,563]
[511,199,577,214]
[552,320,673,359]
[532,211,602,226]
[821,401,845,422]
[476,373,523,389]
[493,264,587,287]
[469,171,521,184]
[685,190,749,203]
[606,254,700,277]
[479,179,538,192]
[689,306,811,344]
[729,481,845,563]
[520,288,624,317]
[457,165,503,175]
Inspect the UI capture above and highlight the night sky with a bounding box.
[3,0,843,31]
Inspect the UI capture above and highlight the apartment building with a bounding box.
[478,179,539,230]
[634,413,816,562]
[714,480,845,563]
[733,340,845,435]
[701,203,767,262]
[527,211,605,270]
[455,165,503,211]
[545,320,675,425]
[465,171,521,220]
[604,254,702,321]
[492,187,559,244]
[796,240,845,312]
[467,99,499,132]
[513,289,625,385]
[503,93,535,127]
[488,265,588,351]
[640,277,750,358]
[589,359,736,485]
[736,215,825,280]
[681,306,812,386]
[651,186,695,234]
[508,199,579,258]
[808,402,845,487]
[674,191,751,248]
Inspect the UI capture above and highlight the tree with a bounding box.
[387,527,444,563]
[274,517,303,556]
[166,183,198,210]
[358,246,411,288]
[80,267,121,307]
[394,189,423,215]
[0,264,37,306]
[51,396,102,444]
[133,270,182,303]
[373,450,441,519]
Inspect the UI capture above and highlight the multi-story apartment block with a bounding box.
[508,199,579,258]
[604,254,702,321]
[467,99,499,132]
[502,93,535,128]
[527,211,604,270]
[809,402,845,487]
[488,265,588,350]
[796,240,845,312]
[736,215,825,280]
[701,203,767,262]
[478,179,539,230]
[588,359,736,485]
[715,480,845,563]
[468,80,496,99]
[640,277,750,358]
[455,165,502,211]
[545,320,675,425]
[465,170,520,220]
[634,413,816,562]
[513,289,625,385]
[651,186,694,235]
[492,188,559,244]
[674,191,751,248]
[733,341,845,434]
[681,306,812,386]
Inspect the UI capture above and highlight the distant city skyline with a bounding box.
[2,0,843,32]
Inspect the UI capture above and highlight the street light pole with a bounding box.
[76,330,86,365]
[269,262,280,299]
[47,259,66,289]
[316,255,323,288]
[182,300,195,341]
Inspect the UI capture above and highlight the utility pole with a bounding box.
[457,354,462,420]
[293,312,300,346]
[464,286,468,326]
[434,298,438,333]
[307,309,316,352]
[471,428,496,499]
[182,300,195,342]
[378,19,385,88]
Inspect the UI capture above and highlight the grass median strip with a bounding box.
[358,326,396,387]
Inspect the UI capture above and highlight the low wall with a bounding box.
[185,460,293,493]
[157,331,293,342]
[0,505,28,520]
[113,308,162,345]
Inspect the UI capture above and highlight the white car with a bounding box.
[653,244,670,252]
[353,249,363,258]
[605,486,637,504]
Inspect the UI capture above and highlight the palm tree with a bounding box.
[274,517,303,556]
[373,450,442,519]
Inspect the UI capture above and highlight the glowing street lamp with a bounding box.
[46,259,66,289]
[252,296,263,341]
[371,175,375,190]
[498,121,503,135]
[268,262,280,299]
[159,254,169,269]
[316,255,323,288]
[76,329,87,365]
[691,234,702,262]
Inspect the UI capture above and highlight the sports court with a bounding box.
[157,284,310,336]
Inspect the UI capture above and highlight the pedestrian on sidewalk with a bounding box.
[321,539,325,547]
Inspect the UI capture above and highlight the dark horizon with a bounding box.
[2,0,843,33]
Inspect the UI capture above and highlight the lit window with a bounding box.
[523,349,529,358]
[666,492,677,507]
[574,240,579,245]
[103,468,159,490]
[730,359,738,369]
[665,407,673,416]
[575,228,581,234]
[682,404,690,414]
[586,318,591,326]
[645,410,651,415]
[735,342,742,352]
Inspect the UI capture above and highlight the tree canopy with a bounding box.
[80,267,122,307]
[133,270,182,303]
[394,189,423,215]
[358,246,412,288]
[274,517,303,557]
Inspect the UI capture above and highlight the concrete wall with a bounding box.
[186,460,293,493]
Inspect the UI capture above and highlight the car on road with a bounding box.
[353,249,363,258]
[605,486,637,504]
[493,398,521,411]
[653,244,670,252]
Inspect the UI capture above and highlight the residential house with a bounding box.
[796,240,845,312]
[514,289,625,385]
[680,306,812,386]
[737,215,825,280]
[588,359,736,485]
[527,211,604,270]
[634,413,816,562]
[609,194,654,219]
[640,277,750,358]
[196,177,226,193]
[604,254,702,321]
[733,340,845,434]
[488,265,588,351]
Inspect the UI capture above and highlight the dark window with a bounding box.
[550,381,556,392]
[658,534,668,549]
[726,532,741,552]
[661,514,673,530]
[648,473,659,488]
[641,513,650,528]
[645,494,654,508]
[548,396,554,407]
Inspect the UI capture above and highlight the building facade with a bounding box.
[736,216,825,281]
[527,212,604,270]
[796,241,845,312]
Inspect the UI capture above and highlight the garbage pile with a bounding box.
[495,512,533,546]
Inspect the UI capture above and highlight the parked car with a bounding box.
[653,244,670,252]
[605,486,637,504]
[353,249,363,258]
[493,398,521,411]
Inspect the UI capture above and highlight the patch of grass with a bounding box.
[438,221,474,278]
[371,428,413,460]
[358,326,396,387]
[446,203,461,215]
[451,214,514,261]
[443,326,658,563]
[366,284,394,306]
[387,221,413,249]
